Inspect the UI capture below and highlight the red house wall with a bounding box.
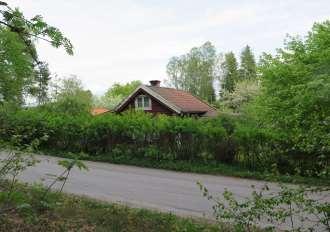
[118,90,175,116]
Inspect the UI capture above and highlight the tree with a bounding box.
[105,80,141,98]
[0,27,33,104]
[30,62,51,105]
[166,42,220,103]
[219,79,259,113]
[239,45,257,80]
[220,52,239,95]
[48,75,93,115]
[0,2,73,106]
[255,20,330,175]
[94,80,141,109]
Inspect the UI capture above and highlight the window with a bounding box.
[135,95,151,110]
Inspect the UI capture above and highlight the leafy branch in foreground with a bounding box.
[42,157,88,199]
[0,1,73,56]
[0,150,37,214]
[0,1,73,105]
[0,148,88,216]
[197,182,330,232]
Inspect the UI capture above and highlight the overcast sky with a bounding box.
[7,0,330,95]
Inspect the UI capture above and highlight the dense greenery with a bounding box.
[220,52,239,94]
[219,46,257,110]
[0,105,328,180]
[239,45,257,81]
[0,1,329,230]
[166,41,219,103]
[93,80,142,109]
[47,76,93,115]
[0,3,72,106]
[219,80,259,113]
[165,41,257,105]
[253,21,330,177]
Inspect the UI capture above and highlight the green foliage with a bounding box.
[0,27,34,104]
[255,20,330,176]
[0,5,73,55]
[105,80,141,98]
[166,41,220,103]
[219,80,260,113]
[94,80,142,109]
[0,4,73,105]
[221,52,239,94]
[45,76,93,115]
[0,148,87,219]
[0,108,232,164]
[0,183,222,232]
[41,156,88,198]
[58,158,88,171]
[239,45,257,80]
[31,62,51,105]
[1,106,328,179]
[198,182,330,231]
[0,150,37,217]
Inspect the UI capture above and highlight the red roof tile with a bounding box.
[147,86,217,116]
[91,107,111,116]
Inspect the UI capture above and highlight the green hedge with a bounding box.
[0,109,229,161]
[0,107,328,177]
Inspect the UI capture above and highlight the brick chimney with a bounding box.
[149,80,161,87]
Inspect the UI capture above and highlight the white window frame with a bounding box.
[135,95,152,110]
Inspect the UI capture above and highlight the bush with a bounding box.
[0,109,230,162]
[254,21,330,177]
[0,106,328,178]
[198,182,330,232]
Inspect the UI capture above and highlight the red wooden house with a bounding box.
[114,80,218,117]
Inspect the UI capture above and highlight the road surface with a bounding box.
[1,151,328,230]
[6,153,272,217]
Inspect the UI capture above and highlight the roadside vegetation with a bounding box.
[0,183,222,232]
[1,20,329,186]
[0,0,329,231]
[0,106,329,186]
[1,0,328,184]
[0,150,222,232]
[198,182,330,232]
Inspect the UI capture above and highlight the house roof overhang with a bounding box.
[114,85,182,114]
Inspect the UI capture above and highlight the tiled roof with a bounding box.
[147,86,217,116]
[91,107,111,116]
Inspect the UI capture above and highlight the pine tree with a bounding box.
[221,52,238,95]
[239,45,257,80]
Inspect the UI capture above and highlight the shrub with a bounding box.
[0,106,328,178]
[254,21,330,177]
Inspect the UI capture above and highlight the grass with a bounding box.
[42,148,330,186]
[0,183,224,232]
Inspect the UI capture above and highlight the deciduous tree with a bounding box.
[0,2,73,105]
[166,42,220,103]
[255,20,330,171]
[48,75,93,115]
[94,80,142,109]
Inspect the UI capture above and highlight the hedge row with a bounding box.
[0,107,328,176]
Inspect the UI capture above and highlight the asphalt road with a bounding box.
[13,154,273,217]
[1,152,328,230]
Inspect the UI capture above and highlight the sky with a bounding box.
[7,0,330,95]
